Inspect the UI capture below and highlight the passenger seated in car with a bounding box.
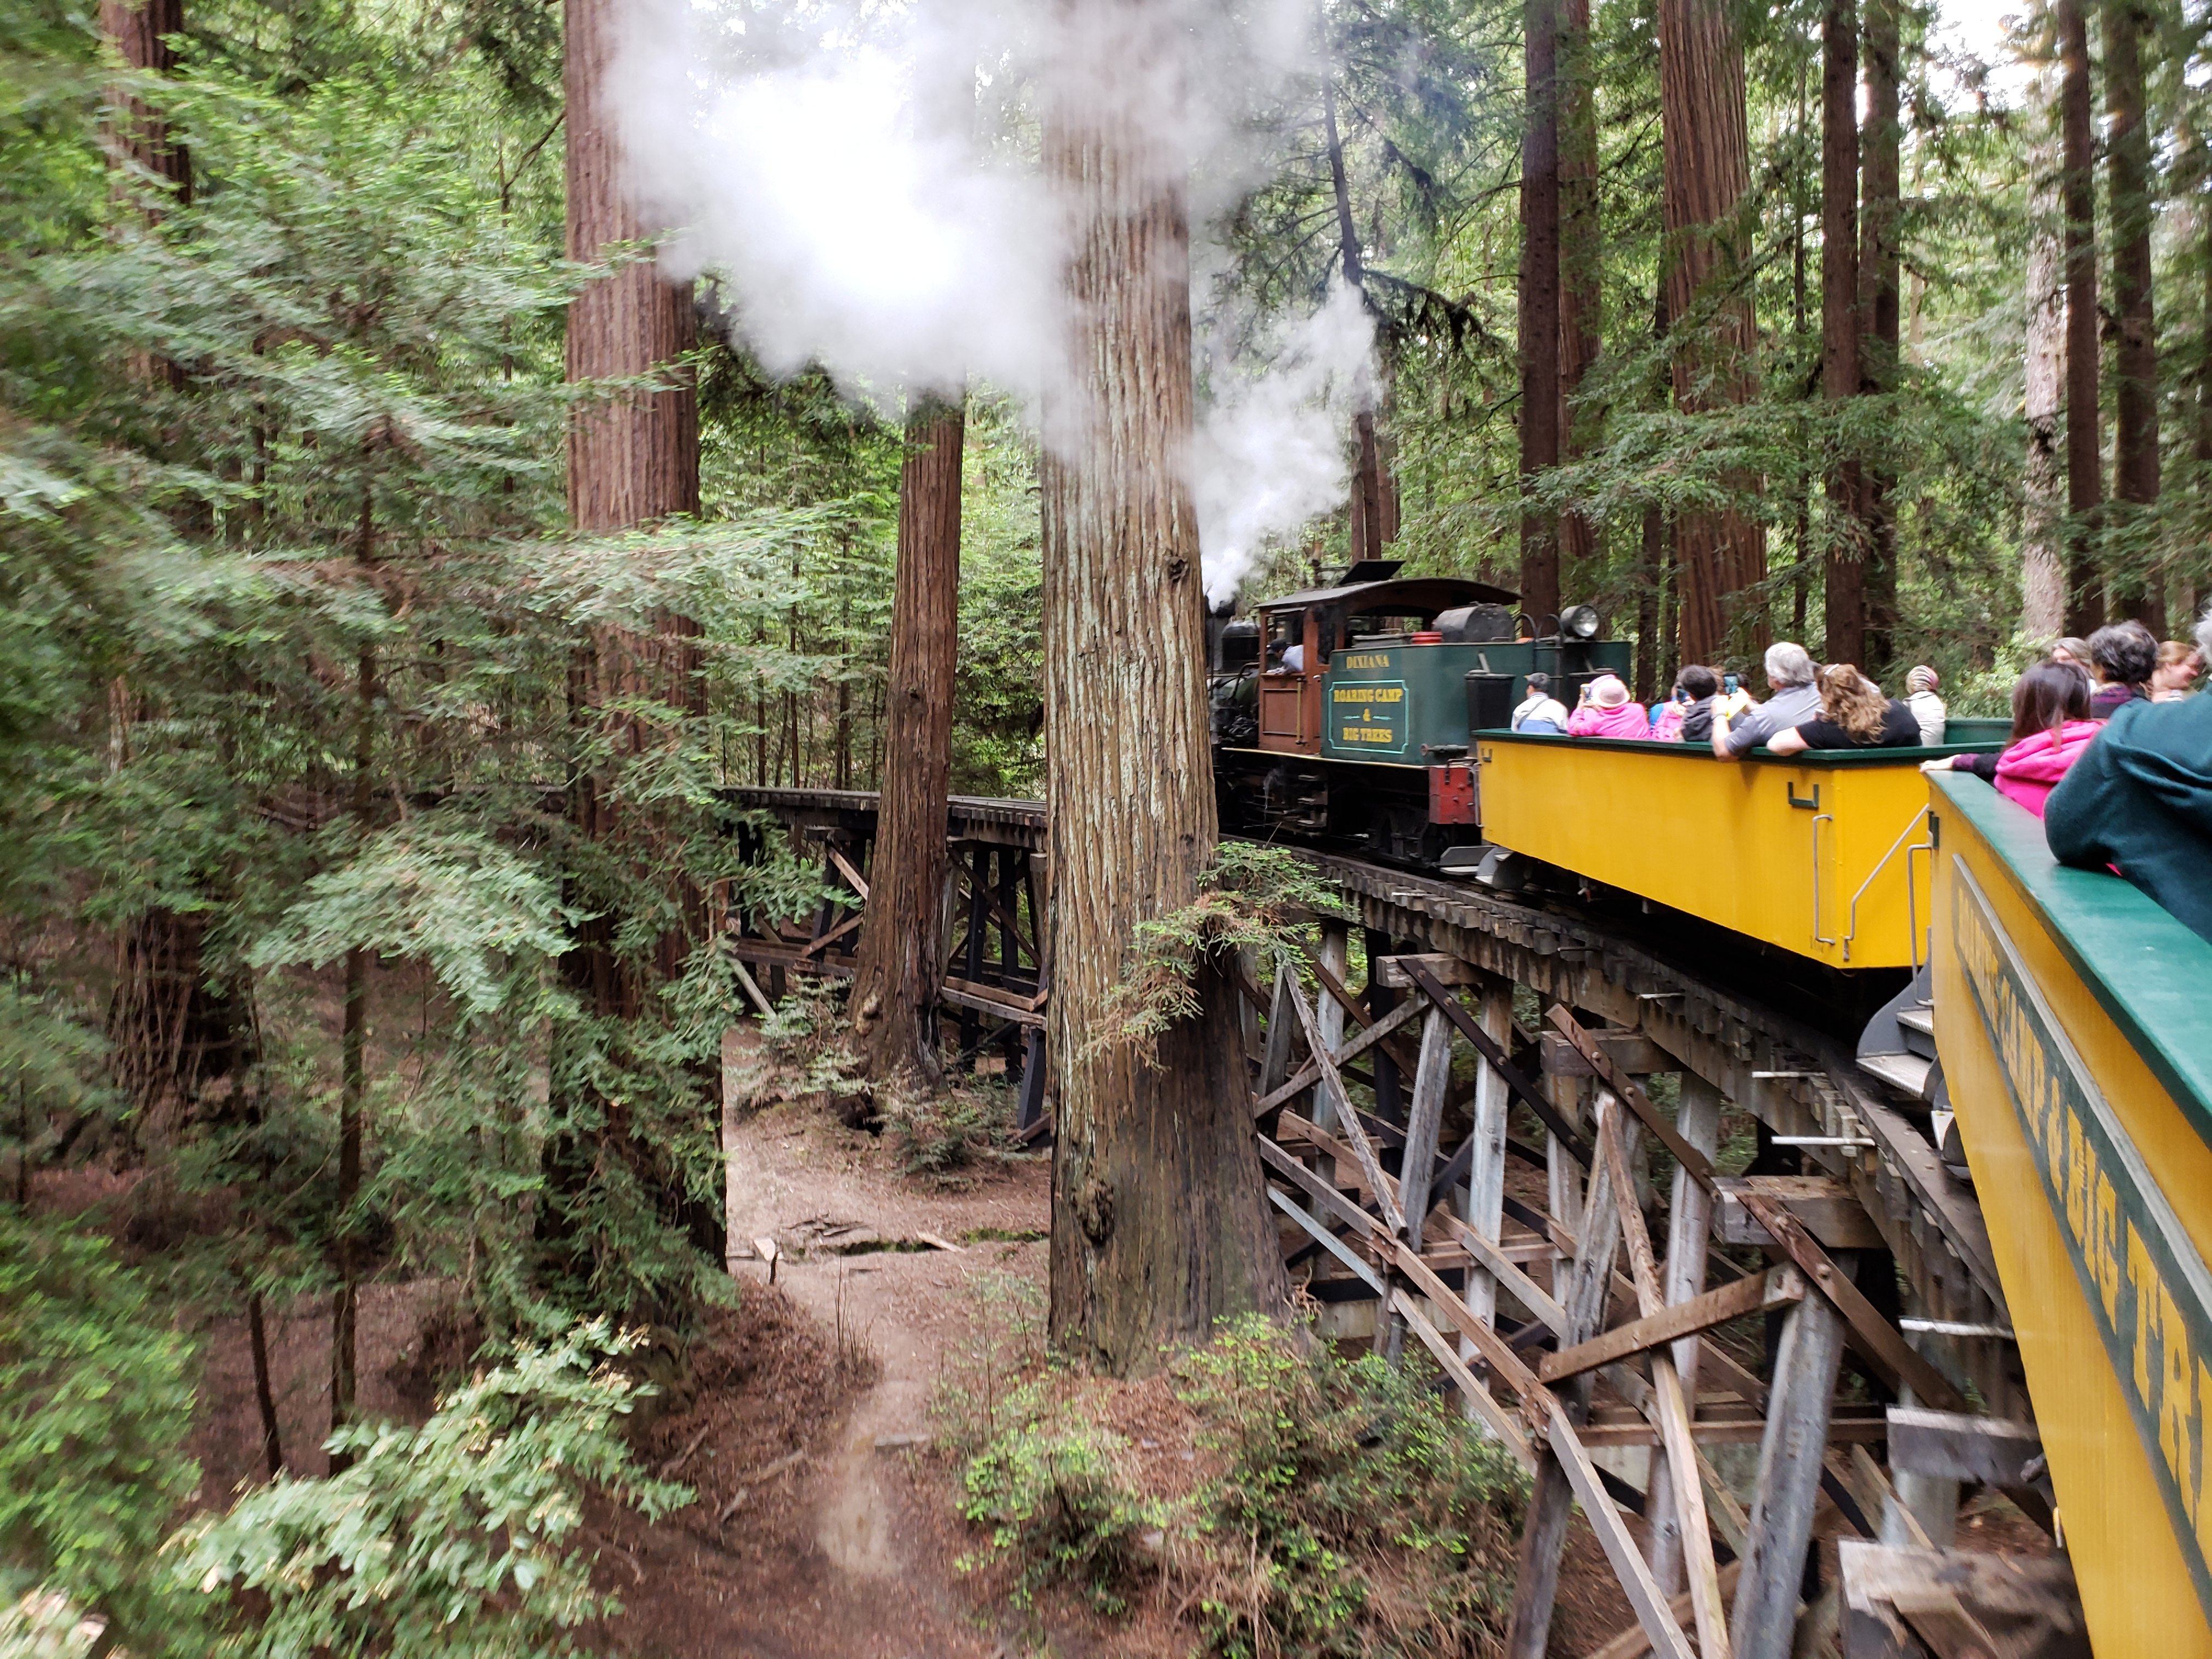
[1919,662,2098,818]
[2045,605,2212,944]
[2085,620,2157,719]
[1566,674,1650,738]
[1651,665,1720,743]
[1511,672,1571,735]
[1764,664,1923,753]
[1903,665,1947,744]
[1714,642,1822,757]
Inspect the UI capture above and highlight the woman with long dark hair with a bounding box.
[1921,662,2101,817]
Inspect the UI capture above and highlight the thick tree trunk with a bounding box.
[2104,0,2162,633]
[566,0,699,533]
[564,0,705,1003]
[1519,0,1564,625]
[1557,0,1603,584]
[1857,0,1900,673]
[1821,0,1864,666]
[2058,0,2104,634]
[1041,4,1284,1374]
[99,0,189,202]
[850,397,964,1084]
[2023,70,2069,642]
[1323,75,1387,570]
[1658,0,1765,663]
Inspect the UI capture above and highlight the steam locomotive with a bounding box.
[1209,560,1629,866]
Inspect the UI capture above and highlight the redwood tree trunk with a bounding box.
[1041,2,1284,1373]
[566,0,699,533]
[1820,0,1864,665]
[1557,0,1603,584]
[2104,0,2162,632]
[1658,0,1764,663]
[850,397,964,1084]
[1518,0,1564,627]
[2023,69,2068,641]
[564,0,705,1001]
[1323,75,1387,570]
[1857,0,1900,672]
[2058,0,2104,634]
[99,0,189,202]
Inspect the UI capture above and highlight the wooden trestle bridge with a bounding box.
[727,786,2087,1659]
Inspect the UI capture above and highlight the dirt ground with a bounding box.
[170,1034,2053,1659]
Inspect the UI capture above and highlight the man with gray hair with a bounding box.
[2045,602,2212,944]
[1712,642,1824,758]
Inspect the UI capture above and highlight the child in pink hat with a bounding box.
[1566,674,1651,739]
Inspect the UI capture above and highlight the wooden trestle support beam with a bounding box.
[723,787,1051,1133]
[725,791,2064,1654]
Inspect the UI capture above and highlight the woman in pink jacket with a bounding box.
[1566,674,1651,739]
[1920,662,2101,818]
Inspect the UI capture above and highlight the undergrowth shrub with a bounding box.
[947,1310,1530,1656]
[879,1070,1020,1182]
[1175,1315,1527,1658]
[956,1378,1169,1613]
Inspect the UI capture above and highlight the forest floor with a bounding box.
[172,1018,2051,1659]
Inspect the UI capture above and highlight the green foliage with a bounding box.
[0,1214,198,1649]
[956,1377,1170,1615]
[951,1316,1528,1654]
[1097,843,1344,1058]
[1173,1315,1527,1658]
[172,1323,692,1659]
[250,827,574,1017]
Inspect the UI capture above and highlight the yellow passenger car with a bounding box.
[1476,731,1980,970]
[1929,770,2212,1656]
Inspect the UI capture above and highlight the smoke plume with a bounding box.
[613,0,1374,600]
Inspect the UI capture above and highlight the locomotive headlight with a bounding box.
[1561,604,1601,640]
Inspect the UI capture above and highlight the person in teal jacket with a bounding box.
[2044,605,2212,945]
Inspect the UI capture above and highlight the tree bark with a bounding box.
[1558,0,1603,585]
[564,0,706,1005]
[1658,0,1765,664]
[1041,2,1285,1374]
[329,487,378,1476]
[1857,0,1900,673]
[99,0,189,203]
[850,397,964,1084]
[1324,74,1387,570]
[2104,0,2162,633]
[1519,0,1564,626]
[2023,67,2068,642]
[248,1291,283,1479]
[2058,0,2104,634]
[566,0,699,533]
[1821,0,1865,666]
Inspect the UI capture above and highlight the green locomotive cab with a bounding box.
[1210,561,1626,864]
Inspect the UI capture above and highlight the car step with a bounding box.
[1858,1050,1934,1102]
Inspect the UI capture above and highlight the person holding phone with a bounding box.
[1712,642,1821,757]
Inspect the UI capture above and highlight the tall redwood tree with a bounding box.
[563,0,704,1012]
[2105,0,2163,631]
[1820,0,1864,665]
[1518,0,1564,625]
[849,397,964,1083]
[1041,0,1284,1374]
[1658,0,1764,664]
[2058,0,2103,634]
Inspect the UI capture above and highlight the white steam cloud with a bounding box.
[612,0,1374,602]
